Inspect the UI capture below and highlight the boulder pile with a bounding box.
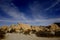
[0,23,60,37]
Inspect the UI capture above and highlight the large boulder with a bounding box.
[0,25,8,32]
[50,23,60,31]
[31,26,46,32]
[18,23,31,31]
[54,23,60,27]
[19,23,31,34]
[13,26,21,33]
[8,23,31,33]
[10,24,16,29]
[8,24,21,33]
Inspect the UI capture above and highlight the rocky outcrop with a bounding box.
[0,23,60,37]
[31,26,46,32]
[0,25,8,33]
[18,23,31,34]
[7,23,31,33]
[18,23,31,30]
[50,24,59,31]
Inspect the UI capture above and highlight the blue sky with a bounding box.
[0,0,60,26]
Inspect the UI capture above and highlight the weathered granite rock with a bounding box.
[50,23,60,31]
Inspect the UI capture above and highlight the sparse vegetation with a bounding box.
[0,29,6,39]
[31,30,36,34]
[35,31,55,37]
[55,31,60,37]
[23,29,31,35]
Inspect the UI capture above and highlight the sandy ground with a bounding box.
[1,33,60,40]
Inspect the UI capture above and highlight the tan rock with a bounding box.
[10,24,16,29]
[18,23,31,31]
[7,27,12,32]
[0,25,8,32]
[31,26,45,32]
[8,23,31,33]
[50,24,59,31]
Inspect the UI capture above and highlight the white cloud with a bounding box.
[0,0,60,26]
[0,18,60,26]
[29,1,46,19]
[0,2,27,20]
[44,0,59,11]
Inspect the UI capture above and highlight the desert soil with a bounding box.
[1,33,60,40]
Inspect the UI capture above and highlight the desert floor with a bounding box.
[1,33,60,40]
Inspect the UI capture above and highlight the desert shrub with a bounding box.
[35,31,54,37]
[23,29,31,35]
[31,30,36,34]
[0,29,6,39]
[55,31,60,37]
[35,31,47,37]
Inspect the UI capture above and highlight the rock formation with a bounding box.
[0,25,8,33]
[0,23,60,37]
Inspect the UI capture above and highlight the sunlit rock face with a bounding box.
[0,26,8,32]
[7,23,31,33]
[18,23,32,34]
[7,27,12,33]
[54,23,60,27]
[8,24,21,33]
[12,25,21,33]
[50,23,60,31]
[18,23,31,30]
[54,23,60,31]
[47,23,60,35]
[10,24,16,29]
[31,26,45,32]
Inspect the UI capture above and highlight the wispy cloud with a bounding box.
[0,0,60,26]
[0,2,28,21]
[0,18,60,26]
[44,0,60,11]
[29,1,46,19]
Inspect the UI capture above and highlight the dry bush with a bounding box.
[23,29,31,35]
[0,29,6,39]
[35,31,54,37]
[55,31,60,37]
[31,30,36,34]
[35,31,46,37]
